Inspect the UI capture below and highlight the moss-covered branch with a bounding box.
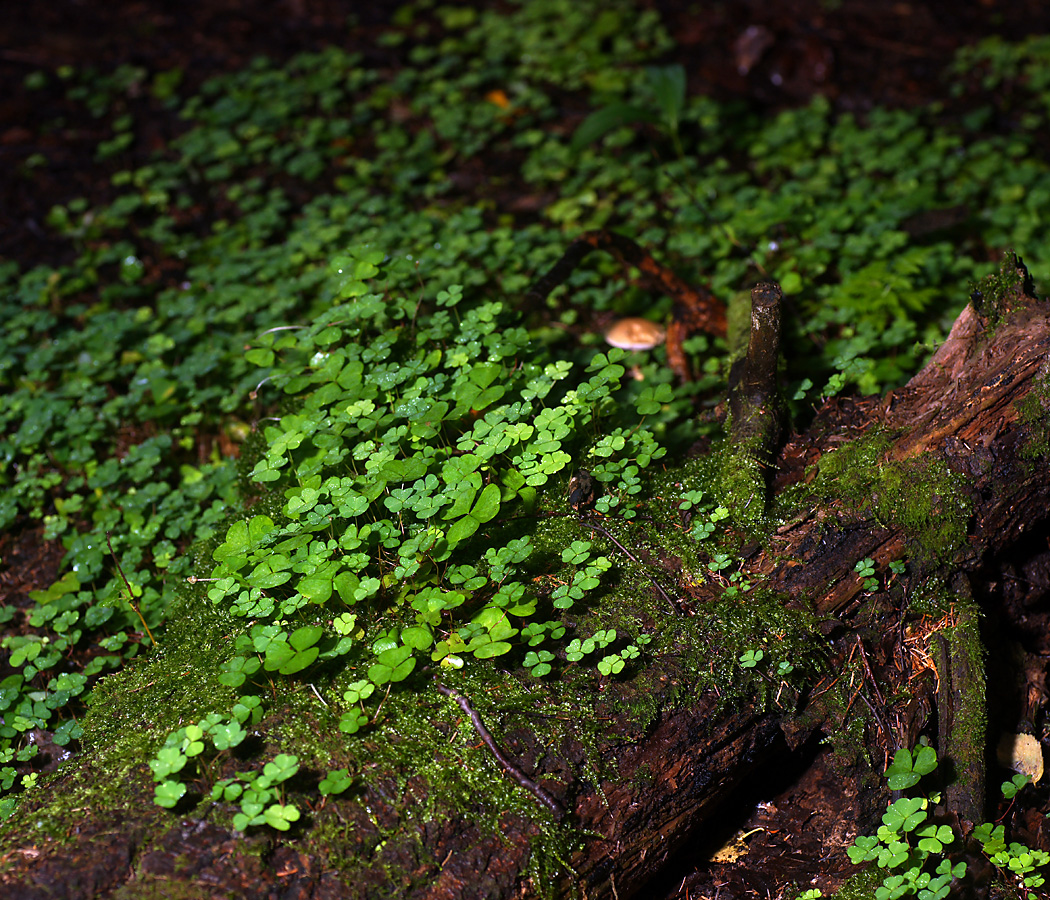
[721,282,783,528]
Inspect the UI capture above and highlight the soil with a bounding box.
[2,2,1050,898]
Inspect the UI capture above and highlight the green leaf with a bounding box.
[289,625,323,652]
[368,645,416,685]
[211,720,246,751]
[911,744,938,776]
[472,641,512,659]
[400,625,433,651]
[150,746,187,780]
[263,639,295,672]
[245,347,274,367]
[885,746,938,791]
[214,515,274,565]
[882,796,926,834]
[446,514,480,547]
[153,780,186,809]
[261,628,322,675]
[646,64,686,125]
[333,612,357,636]
[635,382,673,416]
[262,803,301,831]
[298,570,334,603]
[263,753,299,783]
[471,482,501,523]
[319,768,353,796]
[571,103,656,151]
[281,648,319,676]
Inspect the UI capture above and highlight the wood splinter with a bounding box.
[433,680,566,821]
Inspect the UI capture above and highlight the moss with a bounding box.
[935,588,986,823]
[827,866,886,899]
[970,251,1035,330]
[813,430,971,561]
[0,439,831,896]
[718,435,773,535]
[720,283,784,534]
[1017,366,1050,461]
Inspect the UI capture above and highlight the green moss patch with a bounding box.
[813,431,971,561]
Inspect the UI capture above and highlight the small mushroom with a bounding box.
[996,732,1044,783]
[604,317,666,351]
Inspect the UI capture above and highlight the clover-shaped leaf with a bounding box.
[319,768,353,796]
[150,746,187,780]
[153,779,186,809]
[881,796,926,834]
[211,720,247,751]
[368,645,416,685]
[342,680,376,705]
[262,753,299,785]
[885,745,937,791]
[339,711,369,734]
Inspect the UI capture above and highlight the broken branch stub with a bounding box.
[722,282,783,524]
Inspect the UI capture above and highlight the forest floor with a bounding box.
[2,2,1050,898]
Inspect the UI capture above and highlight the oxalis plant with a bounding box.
[796,743,1049,900]
[149,245,698,820]
[8,0,1050,865]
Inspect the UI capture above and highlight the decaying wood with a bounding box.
[4,283,1050,900]
[566,283,1050,898]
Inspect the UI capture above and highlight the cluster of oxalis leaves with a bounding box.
[142,246,687,821]
[207,249,667,724]
[0,0,682,824]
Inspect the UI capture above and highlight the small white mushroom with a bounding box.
[604,317,666,351]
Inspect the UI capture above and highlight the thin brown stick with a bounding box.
[106,532,156,648]
[574,517,689,616]
[433,681,565,820]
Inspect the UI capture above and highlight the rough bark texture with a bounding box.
[2,287,1049,900]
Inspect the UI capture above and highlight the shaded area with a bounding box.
[5,0,1050,269]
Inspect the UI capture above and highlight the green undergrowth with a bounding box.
[3,0,1050,888]
[798,744,1049,900]
[6,256,823,881]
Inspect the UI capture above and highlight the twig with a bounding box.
[854,636,892,744]
[433,680,565,820]
[106,532,156,648]
[727,281,783,471]
[575,517,689,615]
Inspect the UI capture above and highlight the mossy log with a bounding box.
[3,273,1050,900]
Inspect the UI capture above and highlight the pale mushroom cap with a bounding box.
[604,317,666,351]
[997,732,1044,783]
